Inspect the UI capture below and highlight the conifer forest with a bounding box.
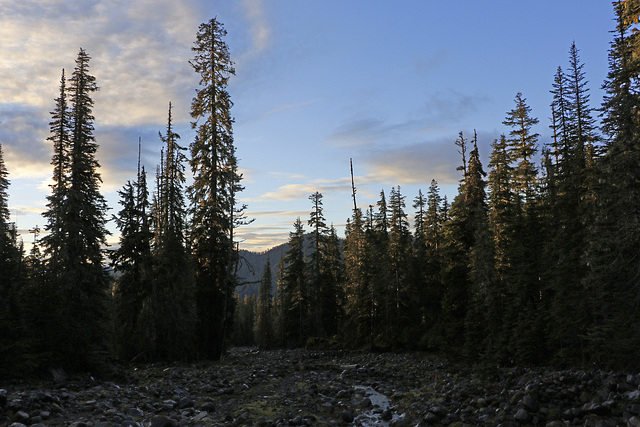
[3,2,640,381]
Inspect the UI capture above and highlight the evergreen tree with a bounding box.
[439,133,474,352]
[111,180,148,360]
[503,92,539,203]
[27,69,72,371]
[462,135,493,361]
[255,258,274,348]
[370,191,393,344]
[0,141,26,377]
[323,225,345,337]
[153,103,194,361]
[583,0,640,366]
[281,218,308,345]
[307,191,327,336]
[189,18,244,359]
[42,69,71,267]
[41,49,110,371]
[421,180,444,346]
[546,42,600,364]
[342,208,373,346]
[387,186,412,343]
[486,135,515,361]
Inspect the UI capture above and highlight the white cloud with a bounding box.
[236,0,271,67]
[254,177,353,202]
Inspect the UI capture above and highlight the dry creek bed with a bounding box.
[2,347,640,426]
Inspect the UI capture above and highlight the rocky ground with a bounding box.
[1,347,640,426]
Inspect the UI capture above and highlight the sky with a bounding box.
[0,1,616,253]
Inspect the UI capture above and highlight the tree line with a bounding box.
[0,18,245,376]
[233,2,640,369]
[1,2,640,376]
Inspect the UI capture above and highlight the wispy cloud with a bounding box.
[254,177,353,202]
[0,0,202,190]
[235,0,271,68]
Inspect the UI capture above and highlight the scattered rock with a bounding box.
[150,414,178,427]
[523,395,540,412]
[14,411,29,423]
[514,408,530,423]
[338,410,354,423]
[0,349,637,426]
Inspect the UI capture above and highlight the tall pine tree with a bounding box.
[189,18,244,359]
[42,49,110,371]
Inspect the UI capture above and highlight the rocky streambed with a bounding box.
[2,347,640,426]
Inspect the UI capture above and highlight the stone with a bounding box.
[151,415,179,427]
[128,407,144,417]
[14,411,29,423]
[514,408,530,423]
[423,412,439,424]
[0,389,7,407]
[8,424,27,427]
[338,410,354,423]
[359,397,372,408]
[390,413,411,426]
[523,395,540,412]
[200,401,216,412]
[192,411,209,423]
[178,397,193,408]
[382,409,393,421]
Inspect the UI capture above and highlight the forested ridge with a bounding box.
[2,2,640,378]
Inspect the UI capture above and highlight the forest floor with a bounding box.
[1,347,640,426]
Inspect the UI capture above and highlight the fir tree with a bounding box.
[39,49,110,371]
[0,141,25,377]
[387,186,412,343]
[153,103,194,361]
[342,208,373,345]
[189,18,244,359]
[503,92,539,203]
[255,258,274,348]
[583,0,640,366]
[281,218,308,345]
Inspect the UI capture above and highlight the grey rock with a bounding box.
[8,423,27,427]
[192,411,209,423]
[200,401,215,412]
[338,410,354,423]
[423,412,439,424]
[0,389,7,407]
[523,395,540,412]
[14,411,29,422]
[151,414,179,427]
[390,413,411,426]
[128,407,144,417]
[629,416,640,427]
[178,397,193,408]
[359,396,372,408]
[514,408,529,423]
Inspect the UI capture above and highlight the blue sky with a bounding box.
[0,1,615,252]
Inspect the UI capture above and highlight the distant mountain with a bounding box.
[235,234,320,298]
[235,241,289,298]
